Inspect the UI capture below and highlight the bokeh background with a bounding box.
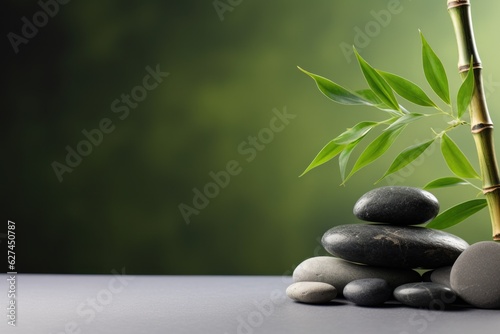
[3,0,500,275]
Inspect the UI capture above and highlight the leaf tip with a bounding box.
[297,66,308,75]
[353,47,361,58]
[298,168,309,178]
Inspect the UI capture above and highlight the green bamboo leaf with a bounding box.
[420,31,450,105]
[333,121,378,145]
[339,138,364,181]
[354,49,400,111]
[385,113,426,131]
[457,60,475,119]
[423,177,469,189]
[426,199,487,229]
[375,105,406,117]
[355,89,382,105]
[300,140,344,177]
[355,90,407,116]
[378,139,435,182]
[441,133,480,179]
[298,67,371,105]
[378,70,438,107]
[377,104,411,117]
[344,125,406,182]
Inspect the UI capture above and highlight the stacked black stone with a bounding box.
[323,186,468,269]
[320,186,467,308]
[290,186,500,309]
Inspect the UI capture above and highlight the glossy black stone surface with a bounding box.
[353,186,439,225]
[322,224,469,269]
[394,282,456,309]
[343,278,392,306]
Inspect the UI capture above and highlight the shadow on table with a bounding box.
[287,297,478,312]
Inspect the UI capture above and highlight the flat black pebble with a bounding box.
[394,282,456,309]
[343,278,392,306]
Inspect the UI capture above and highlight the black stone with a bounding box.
[343,278,392,306]
[322,224,469,269]
[353,186,439,225]
[450,241,500,309]
[394,282,456,309]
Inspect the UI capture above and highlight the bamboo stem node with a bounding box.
[471,123,494,133]
[448,0,470,9]
[483,185,500,195]
[458,62,482,72]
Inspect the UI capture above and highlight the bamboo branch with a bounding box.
[448,0,500,240]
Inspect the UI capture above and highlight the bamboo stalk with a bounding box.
[448,0,500,240]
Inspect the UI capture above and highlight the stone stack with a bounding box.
[288,186,470,308]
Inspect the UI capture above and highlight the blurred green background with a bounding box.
[3,0,500,274]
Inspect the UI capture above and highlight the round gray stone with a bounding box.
[353,186,439,225]
[450,241,500,309]
[292,256,421,294]
[322,224,469,269]
[430,266,452,288]
[286,281,337,304]
[343,278,392,306]
[394,282,456,309]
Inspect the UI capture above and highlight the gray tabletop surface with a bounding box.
[1,274,499,334]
